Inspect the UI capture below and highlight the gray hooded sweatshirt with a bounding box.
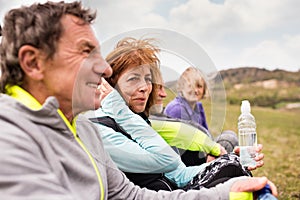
[0,90,243,200]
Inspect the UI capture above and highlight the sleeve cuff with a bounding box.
[229,192,253,200]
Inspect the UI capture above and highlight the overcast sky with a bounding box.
[1,0,300,72]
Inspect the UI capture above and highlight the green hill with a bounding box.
[219,67,300,108]
[164,67,300,109]
[220,67,300,85]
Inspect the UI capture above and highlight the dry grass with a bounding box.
[206,101,300,200]
[164,88,300,199]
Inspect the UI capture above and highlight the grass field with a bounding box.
[205,101,300,200]
[164,89,300,199]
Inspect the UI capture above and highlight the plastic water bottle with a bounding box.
[256,184,278,200]
[238,100,257,167]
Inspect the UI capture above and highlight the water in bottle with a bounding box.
[238,100,257,167]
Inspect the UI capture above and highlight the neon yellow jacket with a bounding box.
[150,116,221,157]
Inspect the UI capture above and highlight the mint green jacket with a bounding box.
[86,90,212,187]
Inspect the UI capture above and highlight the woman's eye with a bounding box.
[196,84,203,88]
[128,77,139,82]
[145,77,152,83]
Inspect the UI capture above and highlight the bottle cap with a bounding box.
[241,100,251,113]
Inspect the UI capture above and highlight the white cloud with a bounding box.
[164,0,300,71]
[284,34,300,55]
[204,34,300,71]
[234,35,300,71]
[1,0,300,72]
[93,0,167,40]
[167,0,300,40]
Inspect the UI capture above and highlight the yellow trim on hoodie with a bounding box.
[7,85,43,110]
[59,111,105,200]
[7,85,104,200]
[230,192,253,200]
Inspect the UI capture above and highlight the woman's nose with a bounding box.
[159,88,167,98]
[138,80,150,92]
[138,84,149,92]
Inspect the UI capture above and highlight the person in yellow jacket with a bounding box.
[148,66,237,164]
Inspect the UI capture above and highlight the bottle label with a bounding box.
[238,131,257,146]
[240,146,257,167]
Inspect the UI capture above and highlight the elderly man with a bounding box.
[0,1,277,200]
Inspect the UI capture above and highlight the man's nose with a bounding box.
[94,60,113,78]
[102,62,113,78]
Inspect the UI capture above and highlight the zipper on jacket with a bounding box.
[58,110,105,200]
[74,134,105,200]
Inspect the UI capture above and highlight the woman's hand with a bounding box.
[98,77,114,106]
[206,144,227,162]
[219,144,228,156]
[234,144,264,171]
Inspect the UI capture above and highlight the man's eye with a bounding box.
[82,48,92,54]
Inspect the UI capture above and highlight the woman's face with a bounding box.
[116,64,152,113]
[182,78,205,103]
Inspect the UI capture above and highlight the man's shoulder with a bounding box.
[0,95,22,118]
[0,96,45,140]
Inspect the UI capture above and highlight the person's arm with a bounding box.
[0,121,77,200]
[104,148,260,200]
[93,89,181,173]
[92,120,179,173]
[150,119,221,156]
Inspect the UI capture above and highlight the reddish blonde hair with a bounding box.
[105,37,161,116]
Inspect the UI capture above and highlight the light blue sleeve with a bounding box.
[91,90,182,173]
[94,90,212,188]
[165,161,210,188]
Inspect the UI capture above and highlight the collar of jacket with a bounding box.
[5,85,77,134]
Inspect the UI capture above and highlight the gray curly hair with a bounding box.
[0,1,96,93]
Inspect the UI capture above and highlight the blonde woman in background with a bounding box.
[164,67,239,166]
[164,67,208,130]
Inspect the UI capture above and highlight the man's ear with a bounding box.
[18,45,44,80]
